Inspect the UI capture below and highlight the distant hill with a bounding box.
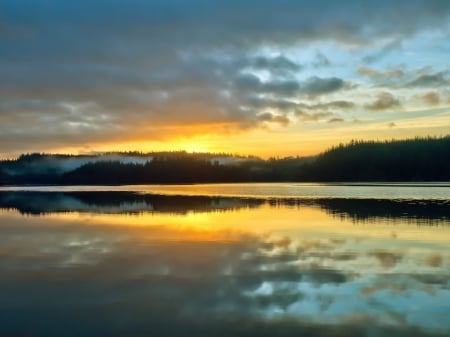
[0,136,449,185]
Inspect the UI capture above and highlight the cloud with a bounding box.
[0,0,450,153]
[360,283,408,297]
[296,111,334,122]
[250,97,354,111]
[423,254,443,267]
[357,66,404,79]
[388,122,397,128]
[327,117,344,123]
[298,101,356,112]
[364,92,401,111]
[312,52,331,68]
[421,92,440,106]
[301,77,347,96]
[296,101,356,120]
[406,71,450,87]
[368,250,403,269]
[246,98,355,123]
[234,74,301,96]
[234,75,347,97]
[313,101,355,110]
[3,1,448,54]
[249,56,301,76]
[357,67,379,77]
[362,38,402,63]
[257,112,290,126]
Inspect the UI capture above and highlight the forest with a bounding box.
[0,136,449,185]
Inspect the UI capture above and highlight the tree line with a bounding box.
[0,136,449,185]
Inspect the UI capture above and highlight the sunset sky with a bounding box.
[1,0,450,158]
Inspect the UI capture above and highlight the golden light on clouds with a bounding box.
[1,1,449,157]
[39,110,450,159]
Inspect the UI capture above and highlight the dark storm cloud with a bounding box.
[1,0,450,151]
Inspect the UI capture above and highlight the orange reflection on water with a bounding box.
[0,201,450,336]
[3,203,449,247]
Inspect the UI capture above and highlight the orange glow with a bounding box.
[39,113,450,159]
[4,205,449,245]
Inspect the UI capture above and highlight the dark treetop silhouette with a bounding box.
[0,136,449,185]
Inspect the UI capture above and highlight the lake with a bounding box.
[0,183,449,337]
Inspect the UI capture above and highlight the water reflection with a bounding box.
[0,191,449,337]
[0,191,449,224]
[0,191,264,215]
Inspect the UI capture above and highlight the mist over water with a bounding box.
[0,184,449,337]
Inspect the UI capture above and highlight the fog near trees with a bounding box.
[0,136,449,185]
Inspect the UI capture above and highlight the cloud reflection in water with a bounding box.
[0,192,449,337]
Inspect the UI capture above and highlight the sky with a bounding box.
[1,0,450,158]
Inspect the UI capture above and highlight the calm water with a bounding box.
[0,184,449,337]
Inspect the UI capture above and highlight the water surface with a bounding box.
[2,182,450,199]
[0,184,449,337]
